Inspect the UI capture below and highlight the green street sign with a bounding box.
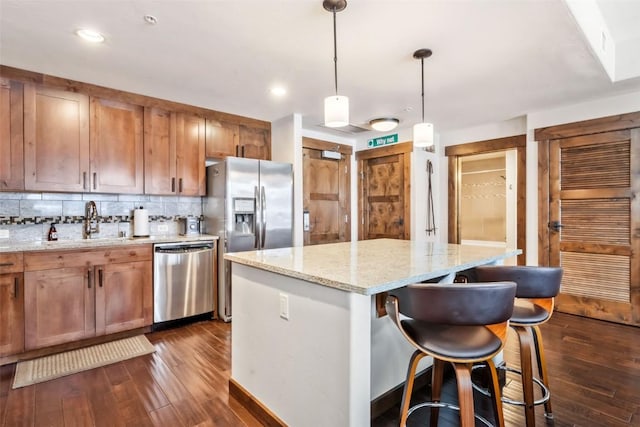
[367,133,398,147]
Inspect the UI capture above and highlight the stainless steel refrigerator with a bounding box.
[204,157,293,321]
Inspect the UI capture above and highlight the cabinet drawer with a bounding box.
[0,252,23,274]
[24,245,152,271]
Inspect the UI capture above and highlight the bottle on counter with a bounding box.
[47,223,58,241]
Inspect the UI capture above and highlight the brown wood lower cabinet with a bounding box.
[23,245,152,351]
[0,252,24,357]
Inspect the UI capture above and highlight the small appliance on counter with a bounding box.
[133,206,150,237]
[178,216,200,235]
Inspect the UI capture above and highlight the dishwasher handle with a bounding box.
[155,245,213,254]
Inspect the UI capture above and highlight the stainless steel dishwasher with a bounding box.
[153,241,215,326]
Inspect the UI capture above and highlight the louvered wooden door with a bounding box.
[549,129,640,325]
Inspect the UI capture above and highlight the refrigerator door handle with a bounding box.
[261,185,267,248]
[254,185,260,249]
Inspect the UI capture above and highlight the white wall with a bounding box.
[271,114,303,246]
[272,115,358,246]
[355,128,444,244]
[282,89,640,261]
[433,90,640,265]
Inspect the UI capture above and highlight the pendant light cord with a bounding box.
[332,8,338,95]
[420,57,425,123]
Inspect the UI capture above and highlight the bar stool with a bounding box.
[474,266,563,426]
[386,281,517,427]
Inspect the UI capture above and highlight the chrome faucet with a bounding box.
[83,201,100,239]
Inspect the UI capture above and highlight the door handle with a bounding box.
[261,186,266,248]
[550,221,564,232]
[254,186,260,249]
[87,269,93,289]
[14,277,19,299]
[98,268,103,287]
[171,177,176,193]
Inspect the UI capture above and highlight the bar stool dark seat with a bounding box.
[474,266,563,426]
[386,281,517,427]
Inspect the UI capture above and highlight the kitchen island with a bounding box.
[225,239,520,426]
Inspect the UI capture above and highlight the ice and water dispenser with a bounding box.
[233,197,255,235]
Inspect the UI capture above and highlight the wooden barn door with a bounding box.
[302,138,351,245]
[537,114,640,326]
[357,142,412,240]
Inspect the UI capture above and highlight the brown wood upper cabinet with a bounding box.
[145,108,205,196]
[24,84,90,192]
[0,252,24,358]
[205,119,270,160]
[90,98,144,194]
[0,79,24,191]
[205,119,238,158]
[23,86,144,193]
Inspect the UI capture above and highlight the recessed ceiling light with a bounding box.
[270,86,287,97]
[369,118,400,132]
[75,28,105,43]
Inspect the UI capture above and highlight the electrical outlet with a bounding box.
[0,229,9,239]
[157,224,169,232]
[279,293,289,320]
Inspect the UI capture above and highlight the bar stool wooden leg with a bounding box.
[515,326,536,427]
[400,350,426,427]
[430,358,446,427]
[532,325,553,418]
[453,363,476,427]
[486,360,506,427]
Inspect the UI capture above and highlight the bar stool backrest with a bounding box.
[474,266,563,299]
[389,282,516,326]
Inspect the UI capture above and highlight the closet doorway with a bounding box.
[445,135,526,265]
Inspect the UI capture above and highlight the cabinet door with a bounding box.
[239,125,271,160]
[205,119,238,158]
[24,267,95,350]
[95,260,152,336]
[176,113,206,195]
[0,79,24,191]
[144,107,177,195]
[0,273,24,357]
[90,98,144,194]
[24,85,90,192]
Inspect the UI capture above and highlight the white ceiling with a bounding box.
[1,0,640,137]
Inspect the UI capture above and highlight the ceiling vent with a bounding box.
[317,123,371,134]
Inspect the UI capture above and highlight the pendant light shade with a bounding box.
[413,48,434,151]
[325,95,349,128]
[323,0,349,128]
[413,122,434,148]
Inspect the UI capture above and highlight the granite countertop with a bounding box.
[225,239,521,295]
[0,234,219,253]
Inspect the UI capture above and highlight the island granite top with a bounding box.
[225,239,521,295]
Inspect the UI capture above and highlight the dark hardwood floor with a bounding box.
[1,312,638,426]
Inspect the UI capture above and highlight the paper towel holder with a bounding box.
[133,206,150,237]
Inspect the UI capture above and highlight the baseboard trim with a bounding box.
[228,378,287,427]
[370,366,433,419]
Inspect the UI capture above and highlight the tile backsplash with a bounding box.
[0,192,202,242]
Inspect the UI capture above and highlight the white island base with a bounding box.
[227,240,520,426]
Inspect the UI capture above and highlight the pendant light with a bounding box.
[323,0,349,128]
[413,48,434,150]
